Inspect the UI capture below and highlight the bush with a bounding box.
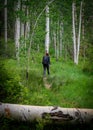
[82,61,93,75]
[0,39,15,58]
[0,58,23,103]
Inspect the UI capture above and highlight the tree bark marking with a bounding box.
[0,103,93,125]
[5,107,11,118]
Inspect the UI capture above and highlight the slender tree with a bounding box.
[72,1,83,64]
[20,0,25,37]
[76,1,83,64]
[53,30,57,57]
[4,0,7,51]
[25,7,30,39]
[72,2,77,64]
[15,0,21,61]
[59,21,63,57]
[45,4,50,53]
[56,20,60,60]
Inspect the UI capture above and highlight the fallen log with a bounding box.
[0,103,93,125]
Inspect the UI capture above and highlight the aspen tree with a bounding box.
[72,1,83,64]
[15,0,21,61]
[0,103,93,125]
[45,5,50,53]
[4,0,7,51]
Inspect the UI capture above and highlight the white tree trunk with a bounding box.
[53,31,57,58]
[56,21,59,60]
[59,22,63,57]
[21,23,25,37]
[72,1,82,65]
[76,1,83,64]
[4,0,7,50]
[82,3,85,40]
[25,7,30,39]
[45,5,50,53]
[24,5,30,55]
[20,6,25,37]
[72,2,77,64]
[20,0,26,37]
[15,0,21,61]
[0,103,93,125]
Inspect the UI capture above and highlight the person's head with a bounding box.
[46,52,49,56]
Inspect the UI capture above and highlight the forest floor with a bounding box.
[43,77,51,89]
[0,55,93,108]
[0,56,93,130]
[18,55,93,108]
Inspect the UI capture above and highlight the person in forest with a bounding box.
[42,52,50,76]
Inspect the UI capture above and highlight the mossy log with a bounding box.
[0,103,93,125]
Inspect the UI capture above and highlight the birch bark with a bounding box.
[15,0,21,61]
[76,1,83,64]
[25,7,30,39]
[56,21,59,60]
[45,5,50,53]
[53,31,57,58]
[59,22,63,57]
[72,1,83,64]
[0,103,93,125]
[20,1,25,37]
[72,2,77,64]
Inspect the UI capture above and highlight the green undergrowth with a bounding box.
[0,55,93,108]
[0,58,23,103]
[20,56,93,108]
[0,55,93,130]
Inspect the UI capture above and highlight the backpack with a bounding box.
[43,56,48,65]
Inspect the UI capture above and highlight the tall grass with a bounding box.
[1,56,93,130]
[17,55,93,108]
[1,55,93,108]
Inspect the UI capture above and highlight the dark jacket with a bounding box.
[42,55,50,65]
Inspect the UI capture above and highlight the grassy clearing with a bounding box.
[17,55,93,108]
[1,55,93,108]
[1,56,93,130]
